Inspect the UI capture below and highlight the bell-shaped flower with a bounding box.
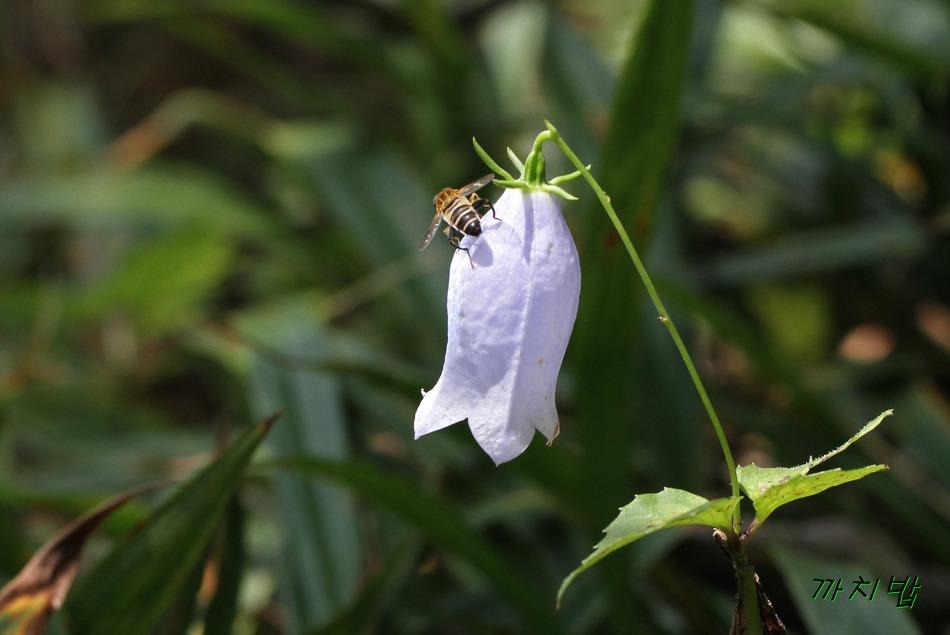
[414,136,584,464]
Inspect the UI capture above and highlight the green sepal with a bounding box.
[506,147,525,173]
[472,137,513,181]
[472,130,580,202]
[541,184,578,201]
[549,167,589,185]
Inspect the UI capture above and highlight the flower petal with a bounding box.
[414,189,580,464]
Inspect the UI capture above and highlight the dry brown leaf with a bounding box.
[0,484,158,635]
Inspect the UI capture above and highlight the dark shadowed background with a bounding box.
[1,0,949,633]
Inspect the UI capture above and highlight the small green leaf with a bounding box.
[64,415,277,635]
[742,465,888,529]
[557,488,739,607]
[737,410,892,528]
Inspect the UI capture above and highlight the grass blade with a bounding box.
[63,415,277,635]
[203,497,246,635]
[275,456,565,634]
[243,306,362,631]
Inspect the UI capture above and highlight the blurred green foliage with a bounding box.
[1,0,949,633]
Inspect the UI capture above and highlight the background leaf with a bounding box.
[1,0,946,631]
[63,416,276,635]
[242,304,362,632]
[0,487,149,635]
[770,546,922,635]
[276,456,565,634]
[202,496,246,635]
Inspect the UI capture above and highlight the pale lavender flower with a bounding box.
[414,186,581,464]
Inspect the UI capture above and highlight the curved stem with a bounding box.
[544,121,741,533]
[523,130,554,186]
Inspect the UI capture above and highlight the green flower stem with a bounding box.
[544,120,741,534]
[715,529,763,635]
[739,562,763,634]
[522,130,552,187]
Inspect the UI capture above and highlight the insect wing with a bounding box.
[418,212,444,251]
[456,173,494,198]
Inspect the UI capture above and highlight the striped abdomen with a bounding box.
[439,192,482,237]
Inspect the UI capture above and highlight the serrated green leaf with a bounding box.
[737,411,892,527]
[63,415,276,635]
[804,410,891,469]
[557,488,739,607]
[742,464,888,528]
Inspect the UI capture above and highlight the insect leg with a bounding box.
[456,245,475,269]
[444,222,476,268]
[472,196,499,221]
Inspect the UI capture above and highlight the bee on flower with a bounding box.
[414,135,584,464]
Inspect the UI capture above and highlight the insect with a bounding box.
[419,173,498,266]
